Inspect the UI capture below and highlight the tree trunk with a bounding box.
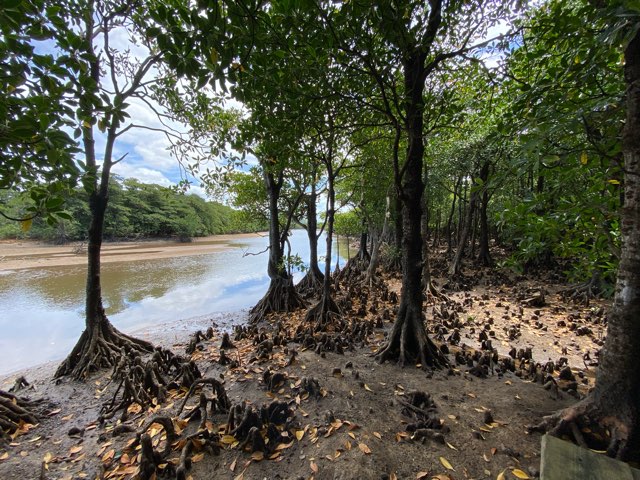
[477,160,492,267]
[446,176,461,256]
[376,48,445,368]
[250,169,304,323]
[297,184,325,297]
[532,26,640,461]
[365,194,391,285]
[391,188,403,269]
[55,12,153,378]
[421,166,443,300]
[449,178,478,277]
[589,28,640,459]
[306,155,340,329]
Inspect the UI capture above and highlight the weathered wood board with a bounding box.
[541,434,640,480]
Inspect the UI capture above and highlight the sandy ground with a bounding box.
[0,233,267,271]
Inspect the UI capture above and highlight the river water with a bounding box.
[0,230,349,375]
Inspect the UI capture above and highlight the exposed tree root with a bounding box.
[101,348,191,422]
[399,391,445,433]
[137,434,162,480]
[225,400,295,454]
[559,273,603,305]
[133,415,220,480]
[9,376,30,393]
[186,330,208,355]
[249,277,306,324]
[526,400,639,461]
[178,378,231,417]
[375,305,448,368]
[55,315,154,380]
[296,269,325,299]
[304,293,343,332]
[220,332,235,350]
[424,279,449,302]
[136,415,180,457]
[337,253,370,285]
[0,390,41,443]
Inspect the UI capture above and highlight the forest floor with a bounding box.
[0,251,609,480]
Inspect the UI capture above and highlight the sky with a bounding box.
[86,15,511,201]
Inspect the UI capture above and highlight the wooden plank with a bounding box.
[541,434,640,480]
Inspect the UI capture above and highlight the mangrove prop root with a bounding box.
[526,401,635,460]
[249,278,306,325]
[138,434,162,480]
[375,309,448,369]
[304,294,342,332]
[178,378,230,416]
[135,415,178,457]
[0,390,41,442]
[221,333,235,349]
[55,316,154,380]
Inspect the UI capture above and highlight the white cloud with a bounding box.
[112,163,173,186]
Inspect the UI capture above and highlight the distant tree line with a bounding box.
[0,176,265,242]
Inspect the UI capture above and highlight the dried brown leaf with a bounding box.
[192,453,205,463]
[358,443,371,454]
[102,449,115,463]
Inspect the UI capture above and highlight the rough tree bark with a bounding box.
[422,168,446,300]
[477,160,493,267]
[449,176,478,277]
[305,144,341,329]
[297,182,325,297]
[445,176,461,256]
[365,193,391,286]
[339,229,370,282]
[376,15,447,367]
[250,169,305,324]
[56,7,155,379]
[531,26,640,461]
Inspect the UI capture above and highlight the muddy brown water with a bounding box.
[0,230,349,375]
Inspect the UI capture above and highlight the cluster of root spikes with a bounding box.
[100,346,202,423]
[240,277,400,361]
[398,390,449,445]
[119,374,305,480]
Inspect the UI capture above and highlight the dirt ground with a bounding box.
[0,251,608,480]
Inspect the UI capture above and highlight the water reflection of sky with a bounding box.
[0,230,346,375]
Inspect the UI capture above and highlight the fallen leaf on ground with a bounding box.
[416,472,429,479]
[102,449,115,463]
[250,451,263,461]
[192,453,205,463]
[358,443,371,454]
[511,469,530,479]
[439,457,454,471]
[69,445,83,455]
[310,461,318,473]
